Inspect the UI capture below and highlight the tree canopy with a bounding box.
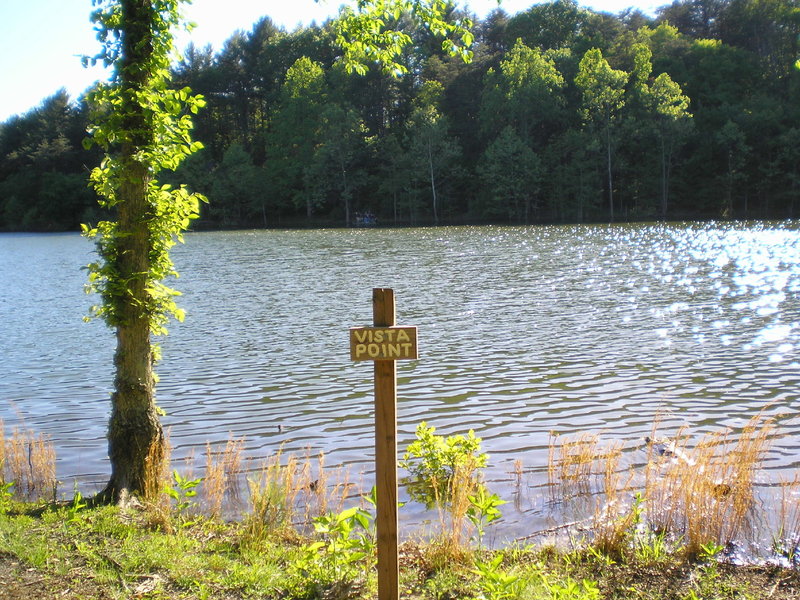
[1,0,799,230]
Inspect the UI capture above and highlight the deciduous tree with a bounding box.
[575,47,628,221]
[82,0,206,503]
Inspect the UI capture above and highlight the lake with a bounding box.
[1,222,799,544]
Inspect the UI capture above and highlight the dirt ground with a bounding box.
[3,550,800,600]
[0,553,113,600]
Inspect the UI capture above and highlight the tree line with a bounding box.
[1,0,798,231]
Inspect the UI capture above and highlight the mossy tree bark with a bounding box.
[104,156,165,502]
[95,0,166,503]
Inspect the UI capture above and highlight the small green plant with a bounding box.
[292,504,375,591]
[684,540,724,598]
[65,488,87,524]
[772,527,800,566]
[543,576,601,600]
[634,530,672,563]
[585,545,616,566]
[471,554,524,600]
[467,486,506,549]
[165,470,202,525]
[0,481,14,514]
[698,541,724,560]
[401,422,488,506]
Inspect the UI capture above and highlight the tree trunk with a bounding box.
[605,119,614,222]
[661,135,668,219]
[340,156,350,227]
[97,0,166,504]
[427,141,438,225]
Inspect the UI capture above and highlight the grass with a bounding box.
[2,506,797,599]
[1,414,799,599]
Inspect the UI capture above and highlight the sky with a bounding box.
[0,0,665,122]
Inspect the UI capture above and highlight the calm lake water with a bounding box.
[1,222,799,543]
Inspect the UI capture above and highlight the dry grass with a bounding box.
[244,447,302,540]
[548,431,624,502]
[203,436,244,519]
[546,413,777,558]
[438,456,483,553]
[643,412,775,556]
[590,440,636,556]
[643,426,692,535]
[204,442,226,519]
[142,429,174,531]
[4,426,56,502]
[299,451,357,525]
[548,431,599,500]
[512,458,523,488]
[244,448,358,542]
[777,475,800,563]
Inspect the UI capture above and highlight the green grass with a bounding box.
[2,503,798,600]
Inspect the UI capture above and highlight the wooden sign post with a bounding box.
[349,288,418,600]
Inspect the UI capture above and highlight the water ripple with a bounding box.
[1,223,799,537]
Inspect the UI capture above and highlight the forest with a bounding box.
[1,0,798,231]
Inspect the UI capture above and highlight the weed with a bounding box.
[0,481,13,514]
[65,487,88,524]
[541,575,601,600]
[467,486,506,550]
[633,530,673,564]
[698,540,724,560]
[291,504,375,595]
[471,554,524,600]
[165,470,202,526]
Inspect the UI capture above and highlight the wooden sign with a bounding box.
[350,288,418,600]
[349,326,418,361]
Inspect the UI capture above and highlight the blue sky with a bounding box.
[0,0,664,122]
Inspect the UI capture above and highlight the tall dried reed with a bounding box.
[143,428,174,530]
[203,436,245,520]
[5,427,56,501]
[246,447,301,540]
[244,448,357,542]
[446,457,482,551]
[204,442,226,519]
[778,475,800,563]
[590,440,636,556]
[644,412,774,557]
[644,427,691,535]
[548,431,621,502]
